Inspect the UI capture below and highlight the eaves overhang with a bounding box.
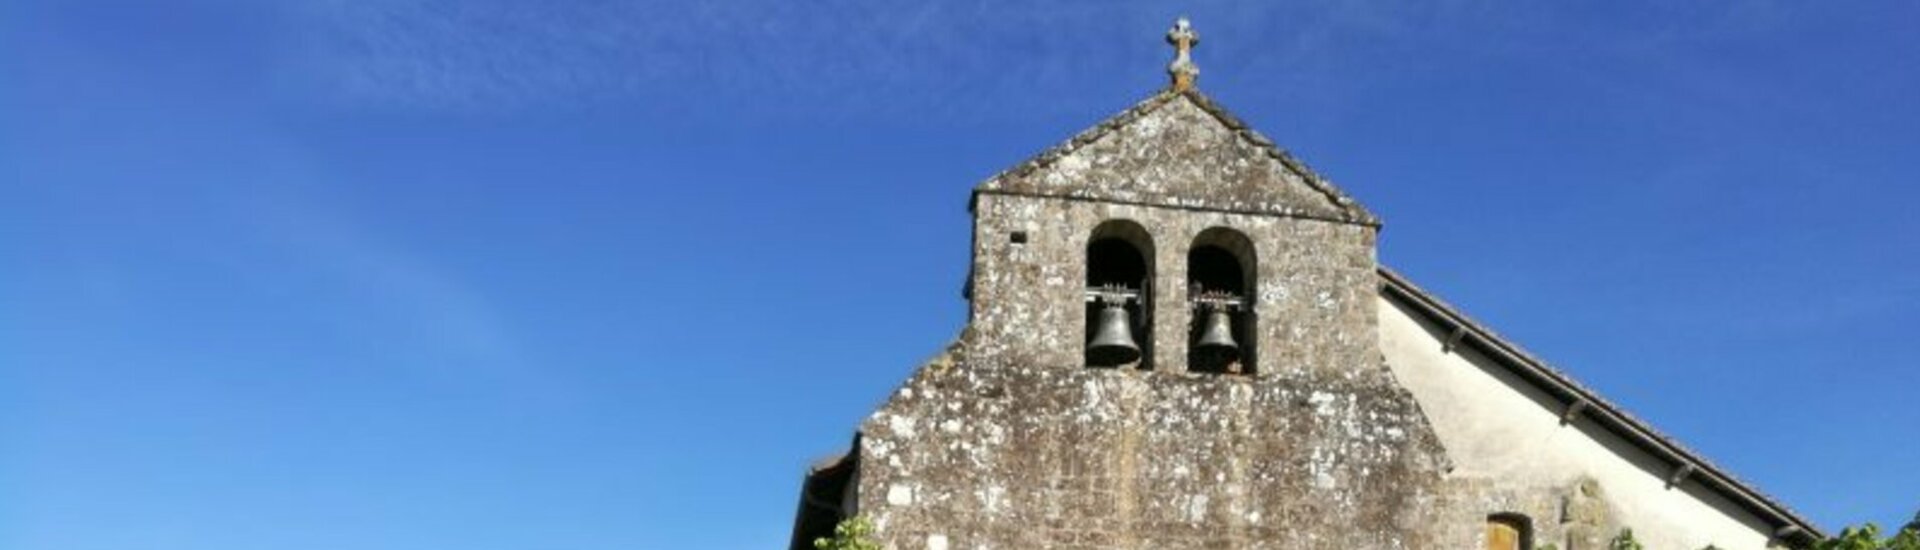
[1378,266,1825,547]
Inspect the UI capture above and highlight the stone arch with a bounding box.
[1187,227,1257,374]
[1085,219,1154,369]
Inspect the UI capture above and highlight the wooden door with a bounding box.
[1486,519,1522,550]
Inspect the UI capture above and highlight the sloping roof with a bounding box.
[1378,266,1825,546]
[787,442,859,550]
[973,88,1380,226]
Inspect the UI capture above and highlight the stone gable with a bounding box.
[977,91,1375,226]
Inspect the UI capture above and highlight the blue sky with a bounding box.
[4,1,1917,548]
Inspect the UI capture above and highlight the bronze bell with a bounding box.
[1087,302,1142,366]
[1193,306,1239,363]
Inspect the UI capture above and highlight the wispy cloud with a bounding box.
[289,1,1304,118]
[286,0,1841,124]
[235,182,531,378]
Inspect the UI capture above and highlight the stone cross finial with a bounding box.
[1166,17,1200,91]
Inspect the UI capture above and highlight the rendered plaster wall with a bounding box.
[1378,295,1783,550]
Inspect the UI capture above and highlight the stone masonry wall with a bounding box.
[847,191,1463,548]
[856,343,1457,549]
[965,194,1383,380]
[978,92,1372,225]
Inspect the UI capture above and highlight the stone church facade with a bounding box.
[790,20,1820,550]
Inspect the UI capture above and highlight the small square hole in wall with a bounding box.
[1010,231,1029,245]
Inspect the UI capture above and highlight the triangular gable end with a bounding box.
[975,89,1378,226]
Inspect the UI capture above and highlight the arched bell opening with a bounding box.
[1187,227,1256,375]
[1085,220,1154,370]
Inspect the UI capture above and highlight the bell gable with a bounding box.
[976,89,1376,226]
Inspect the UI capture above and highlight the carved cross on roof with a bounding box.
[1166,17,1200,91]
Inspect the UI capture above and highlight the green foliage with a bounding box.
[1588,512,1920,550]
[1699,510,1920,550]
[814,516,881,550]
[1808,521,1920,550]
[1610,528,1644,550]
